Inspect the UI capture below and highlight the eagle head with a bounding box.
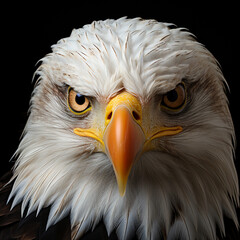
[8,17,239,239]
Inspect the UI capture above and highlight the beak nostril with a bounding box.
[132,111,140,121]
[107,111,113,120]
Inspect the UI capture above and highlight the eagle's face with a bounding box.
[9,18,238,239]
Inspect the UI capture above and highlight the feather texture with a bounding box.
[0,173,239,239]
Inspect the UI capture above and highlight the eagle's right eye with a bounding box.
[67,87,92,115]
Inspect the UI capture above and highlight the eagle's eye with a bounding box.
[161,83,186,111]
[67,87,91,115]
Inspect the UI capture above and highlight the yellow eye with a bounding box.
[161,83,186,111]
[67,87,91,115]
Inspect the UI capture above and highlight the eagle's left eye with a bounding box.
[67,87,91,115]
[161,83,186,111]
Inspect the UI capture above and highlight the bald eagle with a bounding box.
[0,17,239,240]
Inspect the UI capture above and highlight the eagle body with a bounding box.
[0,17,239,239]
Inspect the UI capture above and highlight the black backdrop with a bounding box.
[1,4,239,186]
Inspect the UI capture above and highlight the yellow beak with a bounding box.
[74,91,182,196]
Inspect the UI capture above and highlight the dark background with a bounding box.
[1,4,239,183]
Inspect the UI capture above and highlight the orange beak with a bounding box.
[103,91,145,196]
[104,105,145,196]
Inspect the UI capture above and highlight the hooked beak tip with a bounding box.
[117,176,127,196]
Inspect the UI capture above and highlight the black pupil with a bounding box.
[166,89,178,102]
[75,93,86,105]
